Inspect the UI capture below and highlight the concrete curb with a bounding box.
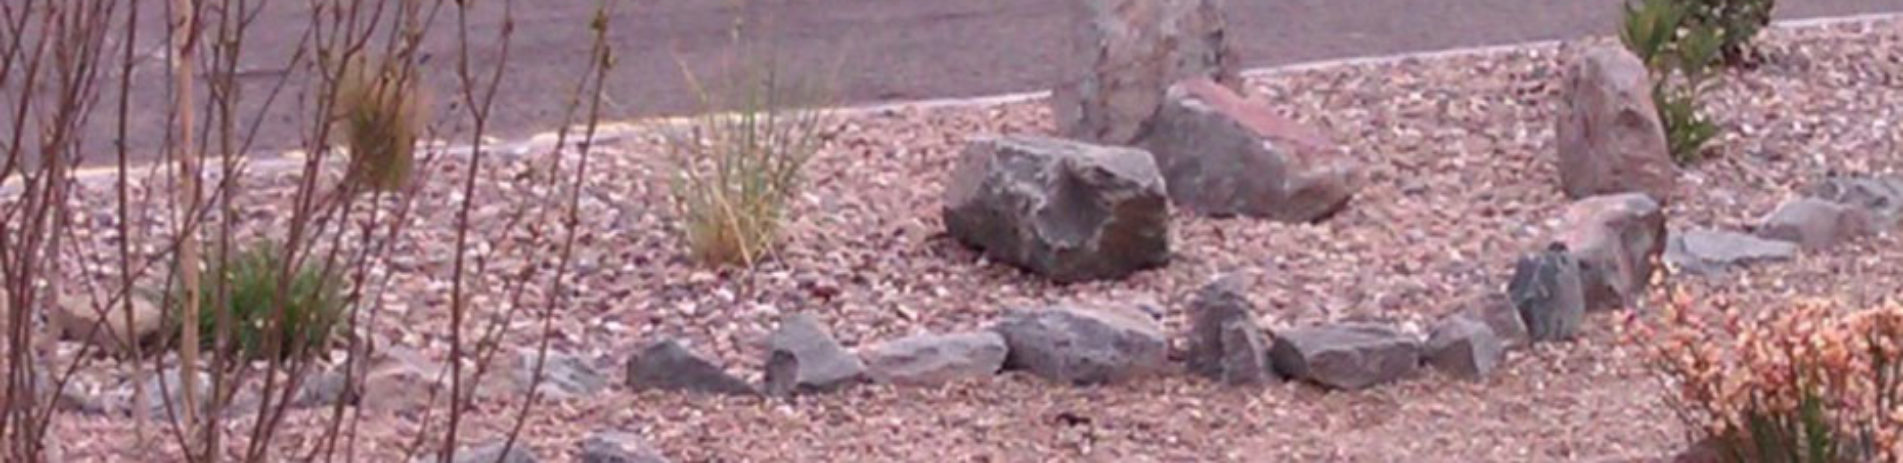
[32,11,1903,187]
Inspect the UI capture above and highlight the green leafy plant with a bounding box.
[1689,0,1776,64]
[667,18,834,267]
[1621,0,1726,164]
[187,240,345,361]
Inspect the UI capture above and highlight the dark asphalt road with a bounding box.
[91,1,1903,160]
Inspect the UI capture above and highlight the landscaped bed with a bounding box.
[39,16,1903,462]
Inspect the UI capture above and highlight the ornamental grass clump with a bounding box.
[333,56,423,193]
[666,27,834,267]
[1632,288,1903,461]
[188,240,346,362]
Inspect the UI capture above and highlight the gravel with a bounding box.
[34,18,1903,461]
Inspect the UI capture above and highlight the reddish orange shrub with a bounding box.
[1629,288,1903,461]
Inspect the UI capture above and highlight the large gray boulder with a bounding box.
[1556,45,1676,203]
[1183,275,1272,385]
[991,305,1169,385]
[1268,322,1421,391]
[1803,175,1903,230]
[1550,193,1666,312]
[1665,228,1798,277]
[1139,78,1359,222]
[859,331,1008,387]
[625,338,755,396]
[1754,197,1873,250]
[1508,244,1587,342]
[1053,0,1242,145]
[942,135,1171,283]
[763,313,866,396]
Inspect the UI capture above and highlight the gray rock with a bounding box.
[418,441,538,463]
[1556,45,1676,203]
[991,305,1169,385]
[1184,276,1272,385]
[133,367,215,418]
[510,349,607,400]
[1455,292,1530,350]
[625,338,755,396]
[763,313,866,396]
[1551,193,1666,311]
[859,331,1007,387]
[942,135,1171,283]
[1424,316,1504,381]
[1053,0,1241,145]
[1215,320,1273,385]
[1755,196,1874,250]
[578,431,670,463]
[1139,77,1359,222]
[290,366,355,409]
[1268,322,1421,391]
[1508,244,1587,342]
[1804,175,1903,229]
[1665,228,1799,277]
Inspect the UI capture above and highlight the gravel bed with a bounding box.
[36,18,1903,461]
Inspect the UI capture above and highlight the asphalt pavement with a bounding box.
[84,0,1903,161]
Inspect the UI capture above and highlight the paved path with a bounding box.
[95,0,1902,161]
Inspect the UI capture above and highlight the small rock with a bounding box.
[1454,292,1530,350]
[1556,45,1676,202]
[1551,193,1666,311]
[510,349,607,400]
[1138,77,1358,222]
[132,366,241,418]
[991,305,1168,385]
[625,338,755,396]
[578,431,670,463]
[942,135,1171,283]
[763,313,866,396]
[1803,175,1903,230]
[50,292,169,355]
[1508,244,1587,342]
[859,331,1007,387]
[419,441,538,463]
[1053,0,1241,145]
[1184,276,1272,385]
[290,365,355,409]
[356,345,448,413]
[1754,197,1873,250]
[1424,316,1504,381]
[1268,322,1420,391]
[1665,228,1799,277]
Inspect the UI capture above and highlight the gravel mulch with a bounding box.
[33,17,1903,462]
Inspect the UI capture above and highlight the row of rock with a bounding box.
[1667,175,1903,276]
[942,0,1361,284]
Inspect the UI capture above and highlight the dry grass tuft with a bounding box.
[333,56,424,193]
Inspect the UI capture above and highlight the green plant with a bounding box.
[667,20,834,267]
[188,241,345,361]
[1621,0,1727,164]
[1689,0,1776,64]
